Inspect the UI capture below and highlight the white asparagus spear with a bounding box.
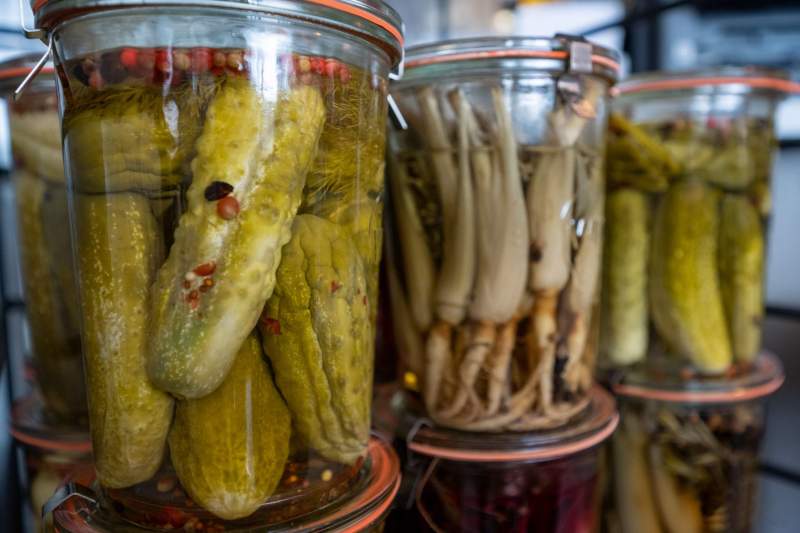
[386,246,425,380]
[387,156,435,333]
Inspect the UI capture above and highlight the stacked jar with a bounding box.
[599,69,799,532]
[381,36,621,531]
[0,54,92,531]
[28,0,403,530]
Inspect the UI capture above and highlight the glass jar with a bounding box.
[47,436,400,533]
[12,435,92,533]
[604,352,783,533]
[600,69,800,375]
[380,385,617,532]
[0,54,87,428]
[384,36,619,432]
[31,0,402,526]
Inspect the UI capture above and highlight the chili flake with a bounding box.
[261,317,281,335]
[330,280,342,293]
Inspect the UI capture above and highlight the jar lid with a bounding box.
[0,52,53,93]
[393,386,618,463]
[31,0,403,68]
[400,35,620,84]
[617,66,800,97]
[10,394,91,454]
[48,436,401,532]
[613,351,785,405]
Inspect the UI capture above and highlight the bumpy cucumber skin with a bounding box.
[147,82,326,399]
[719,194,764,363]
[601,188,650,366]
[650,181,732,374]
[11,110,65,184]
[169,335,290,520]
[75,193,172,489]
[261,215,371,465]
[16,173,85,419]
[63,83,213,193]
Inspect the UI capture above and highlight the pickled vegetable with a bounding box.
[650,181,732,374]
[11,110,64,184]
[719,194,764,363]
[74,193,172,488]
[601,189,650,365]
[169,335,290,520]
[148,81,326,399]
[261,214,371,464]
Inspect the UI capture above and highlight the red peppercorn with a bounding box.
[120,47,138,69]
[311,57,325,75]
[136,48,156,74]
[217,196,240,220]
[155,49,171,72]
[193,262,216,276]
[324,59,339,78]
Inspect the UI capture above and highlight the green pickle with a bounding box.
[261,214,372,465]
[147,80,326,399]
[169,335,290,520]
[719,194,764,363]
[15,173,85,419]
[649,180,732,373]
[74,193,173,488]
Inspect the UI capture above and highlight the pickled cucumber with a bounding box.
[719,194,764,363]
[649,181,732,373]
[261,214,371,465]
[601,188,650,365]
[169,335,290,520]
[63,80,217,193]
[11,110,64,184]
[148,81,326,399]
[75,192,172,488]
[606,113,677,193]
[16,173,85,419]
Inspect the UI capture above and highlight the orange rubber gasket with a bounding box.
[408,412,619,463]
[32,0,403,45]
[0,66,54,80]
[619,76,800,94]
[614,374,785,404]
[405,49,620,73]
[10,427,93,454]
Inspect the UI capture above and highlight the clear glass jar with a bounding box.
[32,0,402,525]
[378,385,617,532]
[47,436,400,532]
[600,69,800,375]
[0,55,87,427]
[384,36,619,432]
[603,352,783,533]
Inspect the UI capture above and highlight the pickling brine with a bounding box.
[35,0,402,526]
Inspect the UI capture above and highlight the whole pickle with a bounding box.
[63,80,216,193]
[148,81,326,399]
[15,173,85,419]
[650,181,732,374]
[169,335,290,520]
[605,113,677,193]
[719,194,764,363]
[261,215,371,465]
[612,416,661,533]
[601,188,650,366]
[75,192,173,488]
[11,110,64,184]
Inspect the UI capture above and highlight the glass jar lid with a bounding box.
[617,66,800,98]
[613,351,784,405]
[32,0,403,68]
[10,394,91,454]
[392,386,618,463]
[0,52,53,93]
[400,35,620,85]
[48,436,401,532]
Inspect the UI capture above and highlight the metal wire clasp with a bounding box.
[14,0,52,100]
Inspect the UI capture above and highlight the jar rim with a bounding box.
[50,436,401,531]
[617,66,800,96]
[402,35,620,82]
[10,394,91,453]
[394,386,618,463]
[0,52,53,92]
[612,351,785,404]
[32,0,403,67]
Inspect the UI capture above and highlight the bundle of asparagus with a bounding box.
[388,79,607,431]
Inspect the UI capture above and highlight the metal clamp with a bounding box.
[42,481,98,523]
[14,0,52,100]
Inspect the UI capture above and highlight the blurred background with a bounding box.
[0,0,798,530]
